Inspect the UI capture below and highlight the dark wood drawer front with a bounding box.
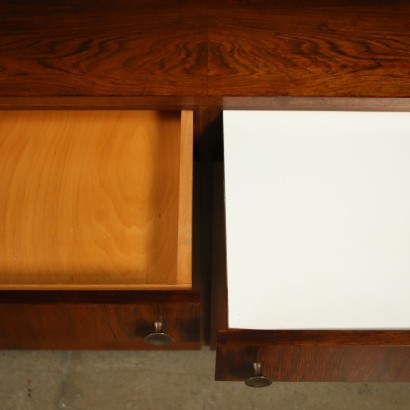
[216,330,410,382]
[0,291,200,349]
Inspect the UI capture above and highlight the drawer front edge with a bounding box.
[0,291,201,350]
[216,330,410,382]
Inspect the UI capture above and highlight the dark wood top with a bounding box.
[0,1,409,104]
[209,0,410,98]
[0,0,207,97]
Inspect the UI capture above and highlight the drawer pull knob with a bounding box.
[144,321,172,346]
[244,362,272,388]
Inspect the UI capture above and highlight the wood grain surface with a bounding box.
[1,1,409,100]
[208,0,410,97]
[216,330,410,381]
[0,291,200,349]
[206,96,410,110]
[0,110,193,289]
[177,111,194,285]
[0,0,207,97]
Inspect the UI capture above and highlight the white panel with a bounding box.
[224,111,410,330]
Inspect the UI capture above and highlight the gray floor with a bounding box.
[0,348,409,410]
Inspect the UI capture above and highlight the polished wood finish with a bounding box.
[0,96,208,111]
[0,0,207,97]
[0,110,193,289]
[206,97,410,111]
[1,96,410,111]
[0,290,200,304]
[0,291,200,349]
[216,330,410,381]
[1,1,409,102]
[209,0,410,97]
[218,330,410,345]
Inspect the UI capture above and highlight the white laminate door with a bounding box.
[224,111,410,330]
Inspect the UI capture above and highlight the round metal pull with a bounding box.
[244,362,272,388]
[144,321,172,346]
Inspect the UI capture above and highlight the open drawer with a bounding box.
[214,110,410,383]
[0,110,200,348]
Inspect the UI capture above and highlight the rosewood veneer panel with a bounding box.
[0,291,200,349]
[209,0,410,97]
[216,330,410,381]
[0,0,207,97]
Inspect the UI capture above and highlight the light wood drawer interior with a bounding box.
[0,110,193,290]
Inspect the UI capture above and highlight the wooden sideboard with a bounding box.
[0,0,409,383]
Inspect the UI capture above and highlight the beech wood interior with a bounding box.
[0,110,193,290]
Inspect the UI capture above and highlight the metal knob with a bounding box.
[244,362,272,388]
[144,321,172,346]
